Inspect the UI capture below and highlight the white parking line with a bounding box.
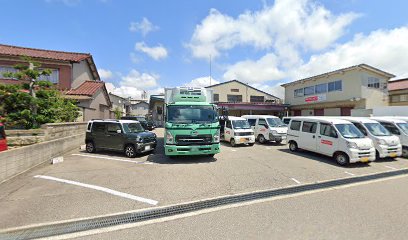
[344,171,356,176]
[290,178,301,184]
[72,154,153,164]
[385,165,398,170]
[34,175,158,205]
[231,149,237,152]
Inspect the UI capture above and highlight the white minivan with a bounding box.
[339,117,402,159]
[220,116,255,147]
[242,115,288,144]
[287,117,375,166]
[371,117,408,157]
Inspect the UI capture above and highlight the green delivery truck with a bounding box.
[164,87,220,157]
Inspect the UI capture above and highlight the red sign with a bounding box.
[321,140,333,146]
[305,94,326,103]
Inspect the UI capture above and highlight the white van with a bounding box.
[287,117,375,166]
[220,116,255,147]
[371,117,408,157]
[242,115,288,144]
[339,117,402,159]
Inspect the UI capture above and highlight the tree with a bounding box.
[3,56,52,126]
[114,107,122,119]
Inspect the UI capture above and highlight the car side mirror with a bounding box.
[116,129,122,134]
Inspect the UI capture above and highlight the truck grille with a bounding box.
[235,132,253,136]
[175,134,212,145]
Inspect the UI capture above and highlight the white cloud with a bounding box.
[292,27,408,79]
[184,76,220,88]
[188,0,358,59]
[251,83,285,99]
[129,18,158,36]
[223,53,286,83]
[135,42,168,60]
[98,69,113,80]
[129,52,141,64]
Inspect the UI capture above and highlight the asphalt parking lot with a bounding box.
[1,128,408,230]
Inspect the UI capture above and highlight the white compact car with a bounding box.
[371,117,408,157]
[287,117,375,166]
[220,116,255,147]
[339,117,402,159]
[242,115,288,144]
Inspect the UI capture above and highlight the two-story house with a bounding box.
[281,64,395,116]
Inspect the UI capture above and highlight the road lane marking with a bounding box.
[72,154,153,164]
[344,171,355,176]
[385,165,398,170]
[34,175,158,205]
[290,178,301,184]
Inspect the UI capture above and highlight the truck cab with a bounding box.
[220,116,255,147]
[164,87,220,157]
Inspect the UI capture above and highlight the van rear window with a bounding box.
[290,120,301,131]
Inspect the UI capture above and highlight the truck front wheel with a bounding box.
[258,135,266,144]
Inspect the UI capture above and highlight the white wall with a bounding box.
[72,60,94,89]
[373,106,408,116]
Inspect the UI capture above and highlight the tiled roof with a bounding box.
[388,78,408,91]
[0,44,91,62]
[66,81,105,96]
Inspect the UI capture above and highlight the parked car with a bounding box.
[121,116,155,130]
[287,117,375,166]
[338,117,402,159]
[85,119,157,158]
[220,116,255,147]
[371,117,408,157]
[0,123,8,152]
[242,115,288,144]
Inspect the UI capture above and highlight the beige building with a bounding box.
[206,80,284,116]
[388,78,408,106]
[281,64,395,116]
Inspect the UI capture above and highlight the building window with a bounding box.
[231,88,239,92]
[304,86,315,96]
[38,69,59,84]
[0,66,18,78]
[401,94,408,102]
[368,77,380,88]
[294,88,304,97]
[315,83,327,94]
[250,96,265,102]
[328,80,342,92]
[227,94,242,102]
[213,94,219,102]
[391,95,400,103]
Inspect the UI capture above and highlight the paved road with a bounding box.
[76,175,408,240]
[0,128,407,231]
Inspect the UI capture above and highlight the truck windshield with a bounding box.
[364,123,391,136]
[266,118,285,127]
[335,124,365,139]
[122,123,144,133]
[167,105,217,123]
[233,120,251,129]
[397,123,408,134]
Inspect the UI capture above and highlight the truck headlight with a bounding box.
[375,139,387,145]
[346,141,358,149]
[213,129,220,143]
[166,131,174,144]
[271,130,278,135]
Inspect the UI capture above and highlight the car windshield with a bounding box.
[335,124,365,139]
[167,105,217,124]
[266,118,285,127]
[364,123,391,136]
[233,120,251,129]
[122,123,144,133]
[397,123,408,134]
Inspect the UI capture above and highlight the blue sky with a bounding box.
[1,0,408,98]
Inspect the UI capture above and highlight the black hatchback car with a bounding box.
[85,119,157,158]
[121,116,156,130]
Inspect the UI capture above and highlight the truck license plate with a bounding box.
[389,153,397,157]
[360,157,369,163]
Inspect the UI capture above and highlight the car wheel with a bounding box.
[86,142,96,153]
[258,135,266,144]
[230,138,236,147]
[289,141,298,152]
[124,145,137,158]
[402,148,408,158]
[335,152,349,166]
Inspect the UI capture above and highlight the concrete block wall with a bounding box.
[0,133,84,184]
[42,122,87,141]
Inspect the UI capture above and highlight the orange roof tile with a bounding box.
[66,81,105,96]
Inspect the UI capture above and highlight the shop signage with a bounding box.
[305,94,326,103]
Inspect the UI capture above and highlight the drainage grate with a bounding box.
[1,169,408,240]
